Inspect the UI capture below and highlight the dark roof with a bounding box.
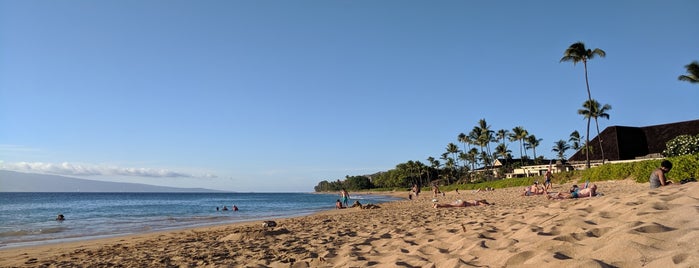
[568,119,699,162]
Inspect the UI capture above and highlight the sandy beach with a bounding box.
[1,180,697,267]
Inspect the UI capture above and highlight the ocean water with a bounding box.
[0,192,399,249]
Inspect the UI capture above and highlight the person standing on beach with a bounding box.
[340,188,350,207]
[650,160,673,189]
[544,170,553,191]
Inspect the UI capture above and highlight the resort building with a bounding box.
[505,119,699,178]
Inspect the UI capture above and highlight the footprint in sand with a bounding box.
[553,251,572,260]
[505,251,535,266]
[673,253,689,264]
[598,211,620,219]
[633,222,676,233]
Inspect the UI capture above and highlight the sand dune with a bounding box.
[1,180,698,267]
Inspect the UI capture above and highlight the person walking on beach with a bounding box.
[340,188,350,207]
[650,160,673,189]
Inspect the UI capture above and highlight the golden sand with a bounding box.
[1,180,697,267]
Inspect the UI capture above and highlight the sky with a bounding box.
[1,1,698,192]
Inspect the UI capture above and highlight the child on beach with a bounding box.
[650,160,673,189]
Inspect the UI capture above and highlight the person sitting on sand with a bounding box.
[432,183,440,198]
[650,160,673,189]
[548,184,597,200]
[433,199,492,208]
[335,199,344,209]
[522,181,545,196]
[350,200,362,208]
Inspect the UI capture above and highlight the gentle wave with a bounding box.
[0,226,68,238]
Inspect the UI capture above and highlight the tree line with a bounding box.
[314,42,698,192]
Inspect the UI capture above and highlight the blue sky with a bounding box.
[1,1,698,192]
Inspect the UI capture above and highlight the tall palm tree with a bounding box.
[525,134,542,162]
[477,119,494,169]
[510,126,528,165]
[457,133,469,155]
[445,143,460,169]
[569,130,582,151]
[678,61,699,84]
[561,41,606,168]
[552,140,571,161]
[578,99,612,164]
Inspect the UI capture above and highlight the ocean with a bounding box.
[0,192,399,249]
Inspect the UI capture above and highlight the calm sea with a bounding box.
[0,192,399,249]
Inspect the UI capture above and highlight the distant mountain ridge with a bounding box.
[0,170,222,192]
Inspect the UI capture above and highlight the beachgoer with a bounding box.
[340,188,350,207]
[222,206,229,211]
[216,207,219,211]
[433,199,491,208]
[432,184,440,198]
[522,181,545,196]
[351,200,362,208]
[544,170,553,191]
[56,214,65,221]
[233,205,239,211]
[335,199,344,209]
[412,184,421,197]
[548,184,598,200]
[650,160,673,189]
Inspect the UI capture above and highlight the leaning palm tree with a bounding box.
[552,140,571,161]
[561,41,606,168]
[579,99,612,164]
[678,61,699,84]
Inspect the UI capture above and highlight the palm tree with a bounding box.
[678,61,699,84]
[477,119,494,169]
[525,134,543,162]
[496,129,511,165]
[589,100,611,163]
[561,41,606,168]
[445,143,460,170]
[510,126,529,165]
[552,140,571,161]
[494,143,511,163]
[569,130,582,151]
[578,99,612,163]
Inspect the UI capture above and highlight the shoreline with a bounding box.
[2,180,698,267]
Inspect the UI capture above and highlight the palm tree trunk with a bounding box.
[583,60,592,169]
[595,118,605,164]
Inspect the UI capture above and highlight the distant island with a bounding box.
[0,170,222,192]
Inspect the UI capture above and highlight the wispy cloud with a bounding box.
[0,162,202,178]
